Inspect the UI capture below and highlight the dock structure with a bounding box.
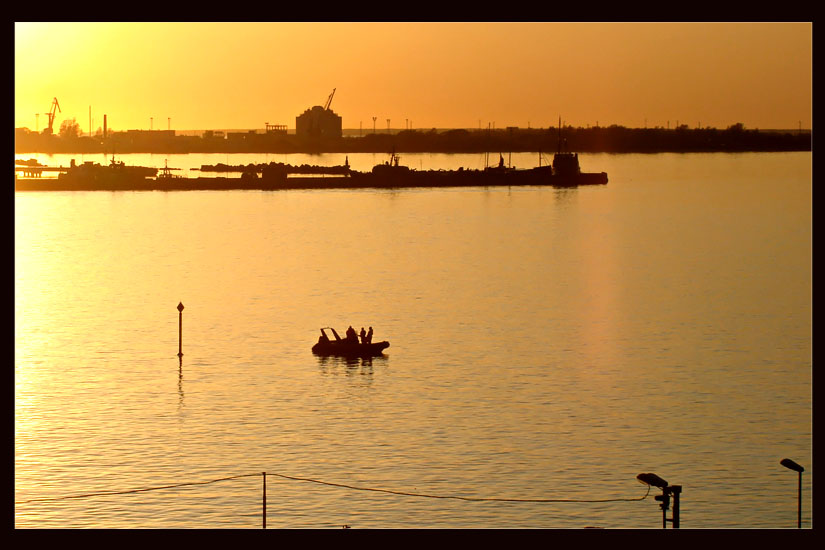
[15,164,68,178]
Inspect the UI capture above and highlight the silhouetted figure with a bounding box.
[318,329,330,344]
[346,325,358,343]
[366,327,373,344]
[360,327,366,343]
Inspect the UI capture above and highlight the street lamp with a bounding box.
[636,473,668,488]
[780,458,804,528]
[637,473,682,528]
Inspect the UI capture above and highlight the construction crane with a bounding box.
[323,88,336,111]
[43,97,60,135]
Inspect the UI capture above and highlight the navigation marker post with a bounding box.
[177,302,184,359]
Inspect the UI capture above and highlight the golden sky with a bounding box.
[14,22,812,133]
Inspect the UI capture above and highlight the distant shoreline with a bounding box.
[15,125,811,155]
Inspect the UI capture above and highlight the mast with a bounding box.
[558,116,562,154]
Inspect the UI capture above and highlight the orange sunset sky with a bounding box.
[14,22,812,133]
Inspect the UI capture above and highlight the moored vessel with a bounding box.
[544,117,608,186]
[60,155,158,181]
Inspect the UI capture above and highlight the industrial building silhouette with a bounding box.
[295,89,342,139]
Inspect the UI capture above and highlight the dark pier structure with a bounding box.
[15,147,608,192]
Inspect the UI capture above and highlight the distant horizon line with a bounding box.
[100,126,815,134]
[15,125,812,137]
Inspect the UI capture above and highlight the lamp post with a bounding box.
[637,473,681,528]
[780,458,804,528]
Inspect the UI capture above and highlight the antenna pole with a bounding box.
[558,116,561,153]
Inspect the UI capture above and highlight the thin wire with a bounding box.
[268,472,652,503]
[15,471,651,505]
[15,473,260,505]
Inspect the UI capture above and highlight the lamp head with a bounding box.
[780,458,804,473]
[636,472,669,488]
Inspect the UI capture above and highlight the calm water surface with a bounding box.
[15,152,811,528]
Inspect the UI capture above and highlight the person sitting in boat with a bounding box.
[346,325,358,343]
[366,327,373,344]
[318,329,330,345]
[359,327,366,343]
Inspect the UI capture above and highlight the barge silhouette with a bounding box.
[15,151,607,192]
